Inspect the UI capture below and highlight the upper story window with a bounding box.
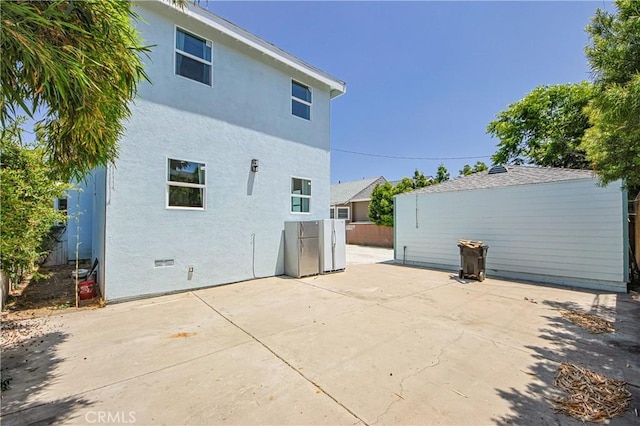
[175,28,212,86]
[291,177,311,213]
[291,80,311,120]
[167,159,206,209]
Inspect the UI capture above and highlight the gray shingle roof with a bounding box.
[330,177,386,204]
[409,166,596,195]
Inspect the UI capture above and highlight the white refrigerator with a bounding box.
[319,219,346,273]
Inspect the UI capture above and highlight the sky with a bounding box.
[210,1,603,184]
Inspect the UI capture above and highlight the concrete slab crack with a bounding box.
[371,330,466,425]
[192,292,368,425]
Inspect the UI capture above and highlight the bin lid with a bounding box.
[457,239,486,248]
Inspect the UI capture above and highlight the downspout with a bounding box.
[101,167,110,302]
[415,194,419,229]
[251,233,257,279]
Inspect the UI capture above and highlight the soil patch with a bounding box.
[3,263,101,320]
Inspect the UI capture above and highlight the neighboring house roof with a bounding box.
[331,177,386,204]
[159,0,346,98]
[409,166,597,195]
[388,176,433,187]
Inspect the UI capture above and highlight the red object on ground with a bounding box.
[78,279,97,300]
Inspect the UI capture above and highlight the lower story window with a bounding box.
[291,177,311,213]
[167,158,206,209]
[337,207,349,220]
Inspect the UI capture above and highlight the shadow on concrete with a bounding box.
[0,321,93,425]
[447,273,479,285]
[492,294,640,425]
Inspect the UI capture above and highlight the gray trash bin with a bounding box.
[457,240,488,282]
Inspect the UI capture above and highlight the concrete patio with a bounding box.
[1,248,639,425]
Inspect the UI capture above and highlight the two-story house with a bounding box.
[89,1,345,301]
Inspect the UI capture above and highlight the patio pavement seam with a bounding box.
[0,338,254,418]
[191,291,369,426]
[295,273,453,304]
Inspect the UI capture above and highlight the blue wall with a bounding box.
[66,175,94,262]
[97,3,338,301]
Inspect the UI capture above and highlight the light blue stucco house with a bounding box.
[86,1,346,301]
[44,176,95,267]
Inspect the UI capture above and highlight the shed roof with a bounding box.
[157,0,346,98]
[331,177,386,204]
[409,166,596,195]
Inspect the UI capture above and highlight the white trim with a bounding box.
[336,206,350,220]
[290,176,312,214]
[174,25,213,87]
[166,157,207,210]
[158,0,345,98]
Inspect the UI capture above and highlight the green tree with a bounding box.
[412,169,432,188]
[459,161,488,176]
[0,119,71,285]
[487,83,594,169]
[1,0,149,179]
[368,182,396,226]
[368,169,431,226]
[434,164,450,183]
[582,0,640,188]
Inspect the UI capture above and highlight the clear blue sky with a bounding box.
[207,1,604,183]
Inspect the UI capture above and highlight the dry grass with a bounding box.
[550,363,632,423]
[560,310,615,334]
[4,264,100,319]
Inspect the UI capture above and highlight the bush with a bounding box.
[1,120,70,286]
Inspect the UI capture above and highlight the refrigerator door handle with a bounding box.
[332,228,336,247]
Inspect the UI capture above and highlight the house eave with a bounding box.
[157,0,346,98]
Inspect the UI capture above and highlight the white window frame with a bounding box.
[290,176,311,214]
[174,26,213,87]
[329,207,335,219]
[166,157,207,210]
[291,80,312,121]
[336,206,350,220]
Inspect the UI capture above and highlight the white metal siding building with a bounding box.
[394,166,629,292]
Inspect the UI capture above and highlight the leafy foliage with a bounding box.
[459,161,488,176]
[368,182,397,226]
[411,169,431,188]
[582,0,640,188]
[487,83,594,169]
[369,170,432,226]
[0,119,71,286]
[1,0,149,180]
[434,164,450,183]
